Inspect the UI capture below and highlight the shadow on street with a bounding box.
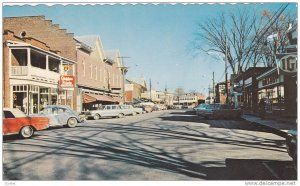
[3,111,296,180]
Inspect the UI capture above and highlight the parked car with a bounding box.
[286,130,297,170]
[121,105,144,115]
[153,104,167,111]
[199,103,242,119]
[194,103,209,115]
[31,105,82,128]
[84,105,126,119]
[137,105,153,113]
[120,105,137,116]
[3,108,49,138]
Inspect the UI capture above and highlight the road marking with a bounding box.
[262,161,281,179]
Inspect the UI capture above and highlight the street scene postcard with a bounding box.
[1,1,298,185]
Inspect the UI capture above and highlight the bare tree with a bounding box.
[193,4,294,74]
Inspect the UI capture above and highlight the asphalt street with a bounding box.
[2,110,296,180]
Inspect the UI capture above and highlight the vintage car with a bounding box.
[84,105,127,120]
[3,108,49,138]
[31,105,82,128]
[198,103,242,119]
[120,105,144,115]
[194,103,209,115]
[286,130,297,170]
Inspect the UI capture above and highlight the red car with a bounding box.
[3,108,49,139]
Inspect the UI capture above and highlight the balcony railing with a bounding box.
[10,66,60,83]
[11,66,28,76]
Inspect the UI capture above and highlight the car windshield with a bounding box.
[206,104,220,110]
[199,104,208,109]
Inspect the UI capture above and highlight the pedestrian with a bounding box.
[258,99,266,119]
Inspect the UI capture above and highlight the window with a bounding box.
[83,60,86,77]
[11,49,28,66]
[95,66,98,80]
[40,107,52,114]
[31,50,46,69]
[49,57,60,73]
[4,111,15,118]
[90,64,93,79]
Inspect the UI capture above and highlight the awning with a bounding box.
[83,94,97,103]
[83,93,117,103]
[113,97,123,103]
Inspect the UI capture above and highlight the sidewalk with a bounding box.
[241,114,297,137]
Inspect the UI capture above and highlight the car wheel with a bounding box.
[67,117,78,128]
[20,126,34,139]
[94,114,101,120]
[132,112,137,116]
[118,113,124,118]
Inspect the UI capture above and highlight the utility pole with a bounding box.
[225,37,229,104]
[149,78,152,101]
[212,72,215,103]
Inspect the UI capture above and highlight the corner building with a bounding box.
[3,16,78,113]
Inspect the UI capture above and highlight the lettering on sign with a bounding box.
[59,75,75,89]
[278,54,297,73]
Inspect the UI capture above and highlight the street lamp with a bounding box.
[119,66,128,103]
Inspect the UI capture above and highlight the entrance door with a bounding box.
[30,93,39,114]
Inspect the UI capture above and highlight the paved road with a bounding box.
[3,110,296,180]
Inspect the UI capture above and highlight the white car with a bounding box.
[120,105,144,115]
[85,105,126,120]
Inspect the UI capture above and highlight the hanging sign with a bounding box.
[59,75,75,89]
[277,53,297,75]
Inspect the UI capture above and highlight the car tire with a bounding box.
[94,114,101,120]
[67,117,78,128]
[20,126,34,139]
[118,113,124,118]
[132,112,137,116]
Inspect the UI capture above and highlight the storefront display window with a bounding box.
[258,85,284,113]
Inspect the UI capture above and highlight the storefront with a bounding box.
[257,67,293,116]
[4,35,76,115]
[11,84,73,114]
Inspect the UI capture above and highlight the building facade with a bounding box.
[75,36,124,111]
[173,94,198,108]
[125,78,147,104]
[4,16,78,111]
[3,30,76,114]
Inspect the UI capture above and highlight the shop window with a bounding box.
[49,57,60,73]
[11,49,27,66]
[31,50,46,69]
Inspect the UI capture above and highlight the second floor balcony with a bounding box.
[11,66,60,83]
[9,45,75,84]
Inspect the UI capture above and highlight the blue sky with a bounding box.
[3,3,297,94]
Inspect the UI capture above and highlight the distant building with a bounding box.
[173,93,198,108]
[140,90,174,105]
[125,77,147,104]
[215,82,226,104]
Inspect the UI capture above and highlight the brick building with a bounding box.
[75,36,124,111]
[4,16,78,111]
[125,77,147,104]
[3,30,76,114]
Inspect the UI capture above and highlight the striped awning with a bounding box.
[83,94,97,103]
[83,93,117,103]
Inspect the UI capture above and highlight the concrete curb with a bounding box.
[241,116,287,138]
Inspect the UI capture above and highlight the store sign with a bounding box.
[277,54,297,74]
[59,75,75,89]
